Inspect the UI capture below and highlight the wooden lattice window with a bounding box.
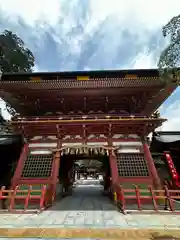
[21,154,53,178]
[117,153,149,177]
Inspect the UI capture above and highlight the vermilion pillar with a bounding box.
[11,143,29,187]
[53,139,61,185]
[51,150,61,201]
[143,141,160,187]
[109,149,119,183]
[52,151,61,183]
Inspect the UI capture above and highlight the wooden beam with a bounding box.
[11,117,166,125]
[29,137,141,144]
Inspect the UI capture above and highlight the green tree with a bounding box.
[0,30,35,73]
[158,14,180,83]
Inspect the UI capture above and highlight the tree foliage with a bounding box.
[158,15,180,69]
[158,14,180,84]
[0,30,35,73]
[0,30,35,118]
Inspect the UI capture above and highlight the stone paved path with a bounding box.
[0,179,180,238]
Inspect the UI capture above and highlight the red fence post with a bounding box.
[40,185,47,210]
[119,185,126,214]
[149,186,158,211]
[24,185,32,210]
[134,185,141,211]
[0,186,6,209]
[0,186,5,199]
[164,185,174,212]
[9,185,18,211]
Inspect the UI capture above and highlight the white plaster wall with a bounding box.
[62,143,82,146]
[112,141,142,146]
[117,148,140,153]
[30,150,53,155]
[114,140,142,153]
[29,143,57,148]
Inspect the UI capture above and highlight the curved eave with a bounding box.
[142,82,178,115]
[0,68,177,116]
[0,77,165,117]
[152,131,180,143]
[153,136,180,143]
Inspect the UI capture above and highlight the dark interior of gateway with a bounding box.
[0,135,24,187]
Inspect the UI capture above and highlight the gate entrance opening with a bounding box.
[58,146,111,199]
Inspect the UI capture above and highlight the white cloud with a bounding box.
[89,0,180,31]
[1,0,180,30]
[0,0,180,131]
[158,100,180,131]
[1,0,179,70]
[0,0,62,26]
[132,52,156,69]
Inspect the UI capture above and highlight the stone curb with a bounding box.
[0,228,180,239]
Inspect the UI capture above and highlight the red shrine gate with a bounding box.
[0,69,179,212]
[11,118,162,194]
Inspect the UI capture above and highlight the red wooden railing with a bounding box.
[0,185,47,213]
[114,184,180,214]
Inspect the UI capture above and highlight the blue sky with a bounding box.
[0,0,180,131]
